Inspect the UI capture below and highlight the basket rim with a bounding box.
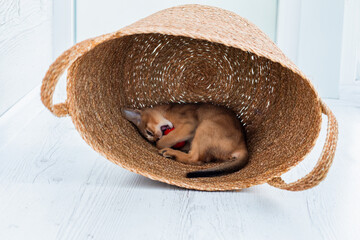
[62,4,324,191]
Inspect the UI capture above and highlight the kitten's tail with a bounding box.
[186,150,248,178]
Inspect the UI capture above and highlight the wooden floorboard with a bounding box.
[0,97,359,240]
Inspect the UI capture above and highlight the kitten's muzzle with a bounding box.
[155,131,163,141]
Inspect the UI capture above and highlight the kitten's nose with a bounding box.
[155,132,162,141]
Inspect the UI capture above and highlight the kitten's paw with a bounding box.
[159,148,175,159]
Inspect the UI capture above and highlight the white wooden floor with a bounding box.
[0,87,359,240]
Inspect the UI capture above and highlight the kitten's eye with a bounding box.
[146,130,153,136]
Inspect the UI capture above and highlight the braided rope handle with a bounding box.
[267,100,338,191]
[41,38,101,117]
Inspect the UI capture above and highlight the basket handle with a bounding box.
[41,39,97,117]
[267,100,338,191]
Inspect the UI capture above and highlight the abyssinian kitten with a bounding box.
[122,103,248,178]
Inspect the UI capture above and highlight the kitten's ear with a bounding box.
[122,108,141,126]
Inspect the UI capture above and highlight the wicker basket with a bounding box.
[41,4,338,191]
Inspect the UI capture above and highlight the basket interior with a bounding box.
[67,33,321,190]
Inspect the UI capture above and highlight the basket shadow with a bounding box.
[120,174,180,191]
[121,173,255,193]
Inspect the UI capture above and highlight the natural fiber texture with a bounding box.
[41,4,338,191]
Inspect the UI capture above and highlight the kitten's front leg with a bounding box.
[159,148,202,165]
[156,123,195,149]
[156,136,174,149]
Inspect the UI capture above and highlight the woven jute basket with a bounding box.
[41,5,338,191]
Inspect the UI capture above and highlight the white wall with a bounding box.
[51,0,75,104]
[277,0,345,99]
[276,0,301,64]
[0,0,53,116]
[297,0,344,99]
[52,0,74,59]
[340,0,360,86]
[75,0,278,42]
